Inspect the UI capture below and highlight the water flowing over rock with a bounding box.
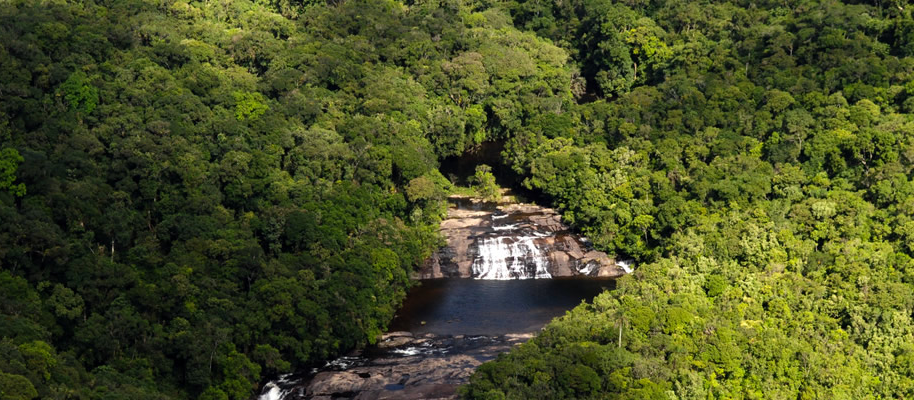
[471,236,552,279]
[257,333,532,400]
[257,194,630,399]
[420,196,627,279]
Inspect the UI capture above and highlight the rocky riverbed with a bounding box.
[259,332,532,400]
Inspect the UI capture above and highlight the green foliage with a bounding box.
[0,0,575,397]
[5,0,914,398]
[60,71,99,116]
[233,91,269,121]
[0,148,24,197]
[0,371,37,400]
[472,164,501,202]
[464,0,914,398]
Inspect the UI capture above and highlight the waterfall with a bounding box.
[617,259,634,274]
[256,197,627,399]
[258,383,285,400]
[421,197,628,279]
[471,236,551,279]
[257,374,295,400]
[469,209,554,280]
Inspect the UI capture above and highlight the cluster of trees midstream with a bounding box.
[0,0,573,398]
[464,0,914,398]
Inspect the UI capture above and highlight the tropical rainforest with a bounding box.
[1,0,914,398]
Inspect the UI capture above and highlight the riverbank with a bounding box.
[260,333,533,400]
[257,194,627,399]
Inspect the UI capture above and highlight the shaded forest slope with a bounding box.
[0,0,574,398]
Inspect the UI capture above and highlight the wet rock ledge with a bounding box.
[419,195,627,279]
[265,332,533,400]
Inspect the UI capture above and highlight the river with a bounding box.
[389,278,613,335]
[258,196,627,399]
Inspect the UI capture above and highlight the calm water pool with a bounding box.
[388,278,615,335]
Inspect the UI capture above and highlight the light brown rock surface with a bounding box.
[279,333,534,400]
[419,195,626,279]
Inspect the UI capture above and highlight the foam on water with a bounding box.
[258,374,295,400]
[472,236,551,279]
[258,384,285,400]
[617,259,634,274]
[577,261,598,276]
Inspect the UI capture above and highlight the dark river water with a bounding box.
[388,278,614,335]
[258,193,621,399]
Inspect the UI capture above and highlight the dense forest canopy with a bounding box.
[0,0,574,398]
[465,0,914,399]
[1,0,914,399]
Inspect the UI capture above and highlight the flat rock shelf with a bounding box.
[420,196,628,279]
[261,333,533,400]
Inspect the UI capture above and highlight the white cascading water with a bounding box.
[258,383,285,400]
[577,261,598,276]
[472,235,551,279]
[257,374,294,400]
[471,211,553,279]
[617,259,634,274]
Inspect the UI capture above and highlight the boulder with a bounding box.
[302,334,530,400]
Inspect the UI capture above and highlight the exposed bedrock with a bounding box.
[266,333,533,400]
[419,196,627,279]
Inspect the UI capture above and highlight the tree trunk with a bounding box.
[618,323,622,348]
